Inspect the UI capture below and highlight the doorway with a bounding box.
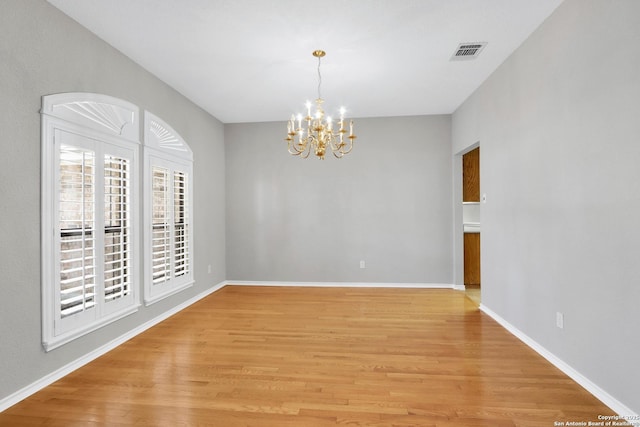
[462,147,481,305]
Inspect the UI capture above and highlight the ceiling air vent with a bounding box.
[451,42,487,61]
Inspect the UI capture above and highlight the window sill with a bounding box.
[143,280,194,306]
[43,304,140,352]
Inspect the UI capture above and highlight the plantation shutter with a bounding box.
[104,155,131,302]
[151,166,171,285]
[59,145,96,318]
[173,170,189,277]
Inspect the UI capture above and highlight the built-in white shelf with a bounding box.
[463,202,480,230]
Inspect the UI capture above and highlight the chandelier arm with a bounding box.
[332,133,350,154]
[344,140,355,154]
[327,134,343,151]
[288,145,302,155]
[292,141,310,157]
[287,138,306,155]
[329,142,340,153]
[298,134,314,158]
[338,137,354,155]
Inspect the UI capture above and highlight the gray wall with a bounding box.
[0,0,225,400]
[453,0,640,412]
[226,116,453,284]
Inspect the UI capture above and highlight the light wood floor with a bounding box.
[465,286,481,306]
[1,286,613,426]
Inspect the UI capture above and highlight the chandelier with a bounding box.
[286,50,356,159]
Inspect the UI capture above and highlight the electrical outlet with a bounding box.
[556,312,564,329]
[207,264,212,274]
[360,260,365,269]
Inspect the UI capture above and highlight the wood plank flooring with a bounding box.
[1,286,614,426]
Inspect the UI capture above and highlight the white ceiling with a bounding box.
[47,0,563,124]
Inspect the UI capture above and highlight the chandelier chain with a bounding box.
[317,55,322,100]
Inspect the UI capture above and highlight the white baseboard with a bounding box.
[0,281,226,413]
[225,280,456,289]
[479,304,638,417]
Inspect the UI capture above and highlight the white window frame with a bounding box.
[143,111,194,305]
[41,93,141,351]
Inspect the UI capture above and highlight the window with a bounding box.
[41,95,193,349]
[41,93,140,351]
[143,112,194,304]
